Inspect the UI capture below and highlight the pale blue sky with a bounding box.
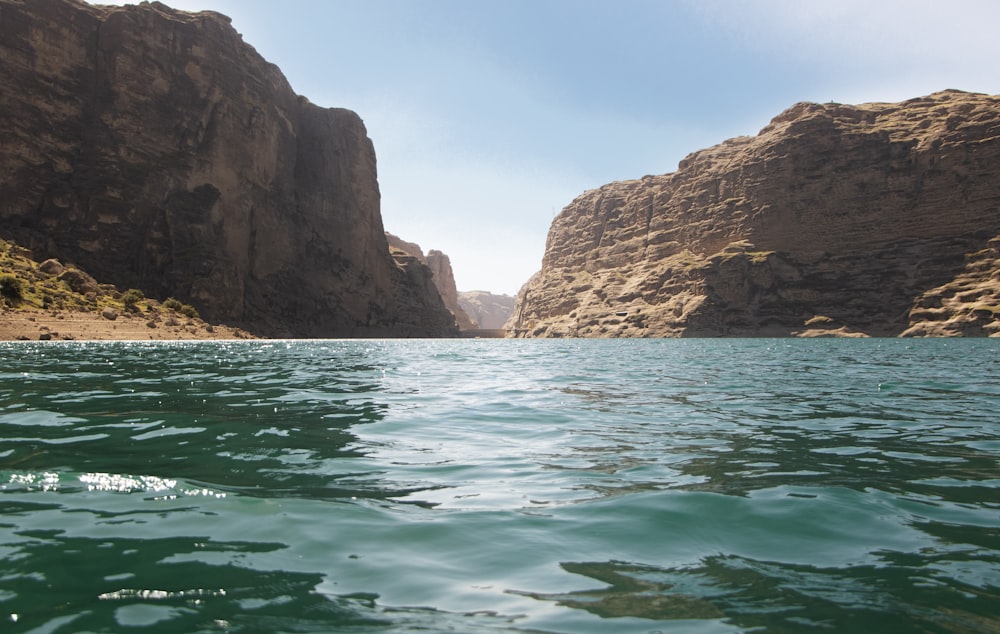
[102,0,1000,295]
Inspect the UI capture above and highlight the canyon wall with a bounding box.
[508,90,1000,337]
[425,250,477,330]
[0,0,457,337]
[385,233,476,330]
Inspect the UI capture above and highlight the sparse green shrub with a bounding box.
[122,288,144,311]
[0,274,25,302]
[179,303,200,319]
[163,297,183,311]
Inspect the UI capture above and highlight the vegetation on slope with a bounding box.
[0,237,249,339]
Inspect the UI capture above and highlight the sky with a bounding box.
[102,0,1000,295]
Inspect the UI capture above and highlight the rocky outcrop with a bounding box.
[384,233,426,265]
[459,291,515,330]
[385,232,475,330]
[0,0,456,337]
[425,250,477,330]
[898,236,1000,336]
[386,246,462,337]
[508,90,1000,337]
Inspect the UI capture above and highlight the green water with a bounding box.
[1,339,997,633]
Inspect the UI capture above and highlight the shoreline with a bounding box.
[0,307,254,341]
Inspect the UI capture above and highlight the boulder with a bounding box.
[38,259,64,276]
[56,268,99,296]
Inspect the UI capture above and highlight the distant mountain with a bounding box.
[508,90,1000,337]
[459,291,515,330]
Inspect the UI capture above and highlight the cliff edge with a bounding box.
[0,0,457,337]
[508,90,1000,337]
[385,232,475,330]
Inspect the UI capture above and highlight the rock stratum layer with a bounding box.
[509,90,1000,338]
[0,0,457,337]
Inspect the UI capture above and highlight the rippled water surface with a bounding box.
[1,339,998,633]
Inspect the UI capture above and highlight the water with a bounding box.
[1,339,997,633]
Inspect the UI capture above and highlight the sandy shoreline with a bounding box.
[0,307,253,341]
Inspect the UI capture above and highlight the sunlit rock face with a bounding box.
[508,90,1000,338]
[0,0,457,337]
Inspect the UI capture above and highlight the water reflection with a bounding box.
[542,340,1000,507]
[0,530,373,632]
[1,339,997,633]
[0,341,433,502]
[0,522,537,634]
[511,561,725,620]
[516,555,1000,632]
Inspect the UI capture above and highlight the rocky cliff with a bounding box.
[508,90,1000,337]
[385,232,476,330]
[0,0,457,337]
[425,250,478,330]
[459,291,515,330]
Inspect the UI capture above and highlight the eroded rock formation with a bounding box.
[508,91,1000,337]
[0,0,456,337]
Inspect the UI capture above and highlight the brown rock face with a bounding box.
[0,0,456,337]
[384,233,427,265]
[508,91,1000,337]
[425,250,477,330]
[458,291,515,330]
[386,247,463,337]
[384,233,475,330]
